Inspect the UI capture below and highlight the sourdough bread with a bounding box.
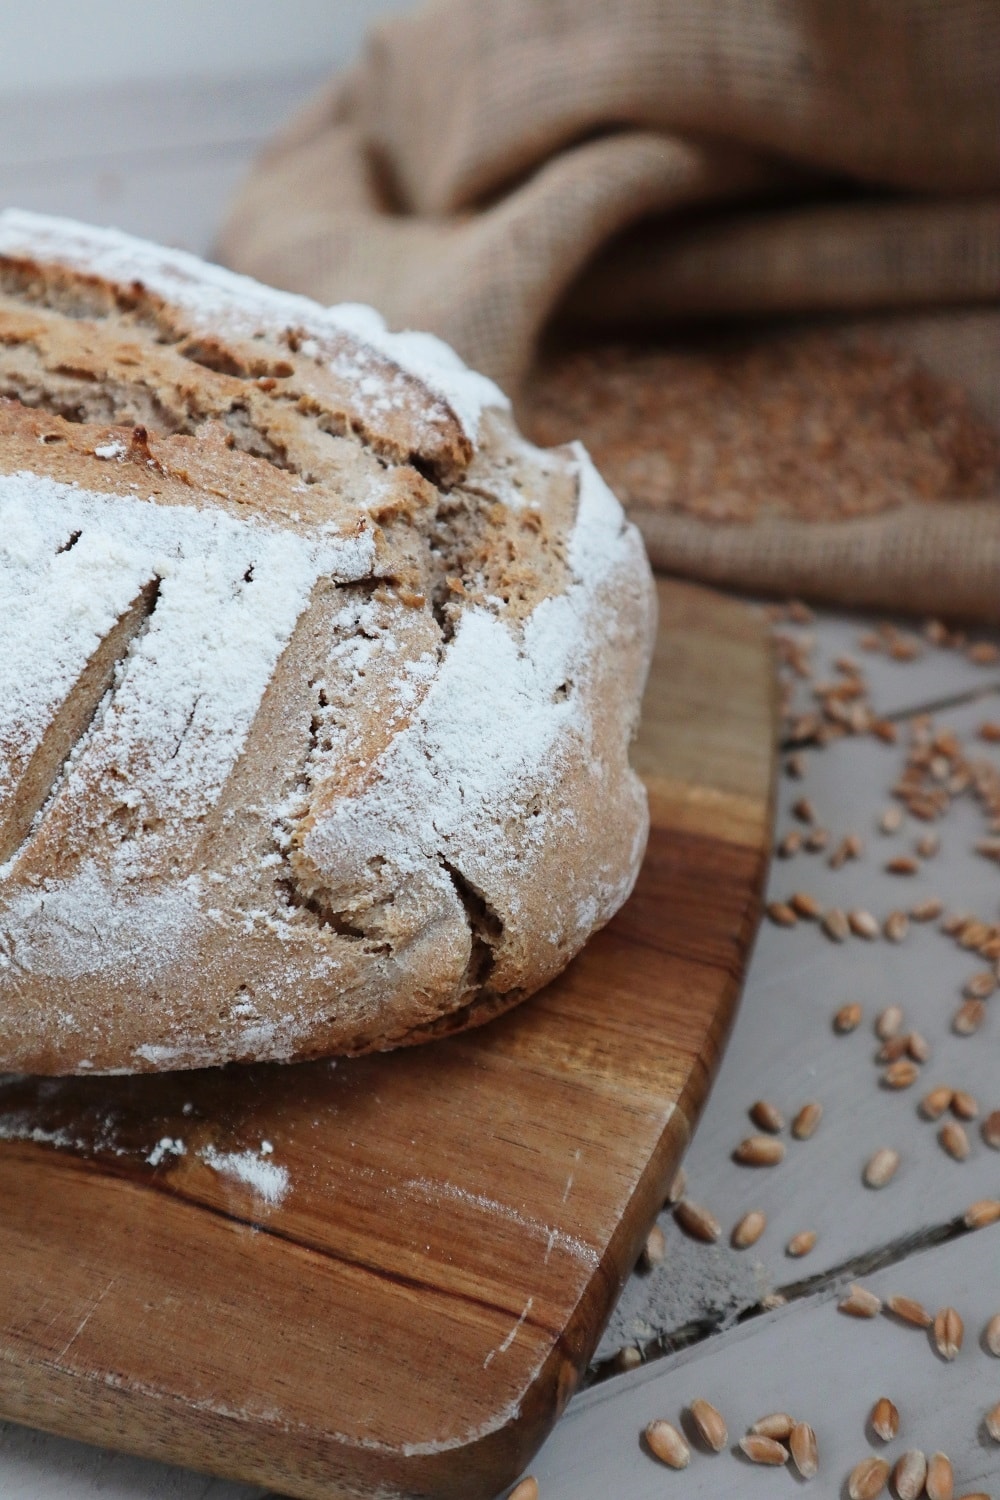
[0,211,656,1074]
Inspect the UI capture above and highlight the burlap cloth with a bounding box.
[217,0,1000,622]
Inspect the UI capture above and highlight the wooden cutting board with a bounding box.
[0,577,774,1500]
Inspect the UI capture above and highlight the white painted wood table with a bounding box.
[2,66,999,1500]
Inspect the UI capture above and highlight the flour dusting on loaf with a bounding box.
[0,211,656,1074]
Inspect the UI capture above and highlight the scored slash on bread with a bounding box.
[0,211,656,1075]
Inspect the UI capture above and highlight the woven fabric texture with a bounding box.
[218,0,1000,620]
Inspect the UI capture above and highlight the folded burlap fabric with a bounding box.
[217,0,1000,621]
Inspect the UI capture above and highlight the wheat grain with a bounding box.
[870,1397,899,1441]
[932,1307,964,1360]
[689,1398,727,1453]
[645,1420,690,1468]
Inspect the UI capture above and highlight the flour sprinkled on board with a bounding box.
[200,1144,290,1207]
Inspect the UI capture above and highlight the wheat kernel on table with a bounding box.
[939,1120,970,1160]
[963,970,997,999]
[870,1396,899,1441]
[739,1433,789,1465]
[789,1421,818,1478]
[925,1451,954,1500]
[906,1031,931,1063]
[884,909,909,941]
[964,1198,1000,1229]
[733,1135,785,1166]
[641,1222,666,1268]
[673,1199,720,1243]
[834,1002,863,1033]
[665,1166,686,1205]
[982,1110,1000,1149]
[986,1400,1000,1440]
[932,1306,963,1360]
[789,890,823,920]
[750,1412,794,1439]
[920,1085,953,1120]
[878,1035,909,1064]
[953,999,986,1035]
[644,1420,689,1469]
[507,1479,539,1500]
[849,908,880,939]
[885,1293,932,1328]
[847,1455,890,1499]
[688,1398,727,1453]
[951,1089,979,1120]
[839,1284,881,1317]
[863,1147,900,1188]
[883,1059,919,1089]
[876,1004,904,1039]
[792,1101,823,1139]
[983,1312,1000,1355]
[822,907,850,942]
[749,1099,784,1133]
[731,1209,766,1249]
[893,1450,928,1500]
[777,829,802,857]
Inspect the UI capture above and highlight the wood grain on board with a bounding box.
[0,577,775,1500]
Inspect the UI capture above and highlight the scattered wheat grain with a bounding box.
[839,1284,881,1317]
[641,1223,666,1268]
[870,1397,899,1441]
[644,1420,690,1469]
[953,999,987,1034]
[750,1100,785,1133]
[847,1455,890,1498]
[789,1421,818,1479]
[921,1086,953,1120]
[925,1451,953,1500]
[822,907,850,941]
[933,1307,964,1360]
[689,1398,727,1453]
[893,1450,928,1500]
[731,1209,767,1249]
[734,1136,785,1166]
[984,1312,1000,1355]
[792,1101,823,1140]
[964,1198,1000,1229]
[674,1200,720,1243]
[885,1294,932,1328]
[876,1004,904,1040]
[939,1121,971,1160]
[884,910,909,941]
[883,1059,919,1089]
[751,1412,795,1440]
[864,1148,900,1188]
[740,1433,789,1465]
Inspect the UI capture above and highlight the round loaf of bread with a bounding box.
[0,211,656,1074]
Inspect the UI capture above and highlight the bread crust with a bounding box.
[0,212,656,1074]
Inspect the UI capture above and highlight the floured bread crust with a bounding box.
[0,211,656,1074]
